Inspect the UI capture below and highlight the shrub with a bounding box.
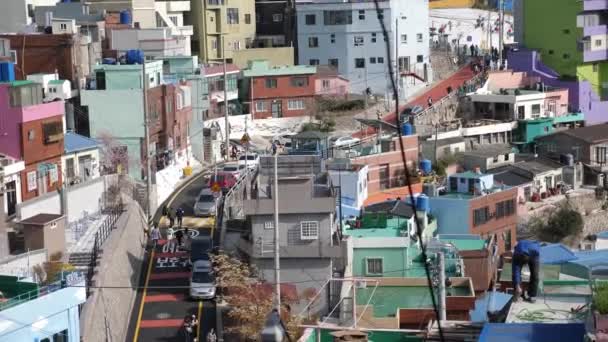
[594,282,608,314]
[536,205,584,243]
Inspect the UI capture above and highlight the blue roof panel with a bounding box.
[479,323,585,342]
[64,132,99,154]
[540,243,577,265]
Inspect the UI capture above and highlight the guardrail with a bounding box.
[218,165,258,247]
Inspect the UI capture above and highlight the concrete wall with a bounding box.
[0,249,48,278]
[232,47,294,69]
[81,200,147,342]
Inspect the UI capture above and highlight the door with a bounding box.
[271,100,282,118]
[5,181,17,216]
[379,164,390,190]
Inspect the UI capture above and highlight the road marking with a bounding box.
[149,271,191,280]
[166,170,208,207]
[133,249,155,342]
[154,251,188,258]
[139,319,184,328]
[158,216,215,229]
[144,293,185,303]
[197,301,203,339]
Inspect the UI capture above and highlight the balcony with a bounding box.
[584,25,608,36]
[171,25,193,37]
[584,48,608,62]
[166,0,190,12]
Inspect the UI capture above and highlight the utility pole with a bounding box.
[498,0,505,68]
[395,17,400,100]
[273,150,281,312]
[142,63,153,222]
[223,35,230,161]
[438,252,446,321]
[364,66,369,120]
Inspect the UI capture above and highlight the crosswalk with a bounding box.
[158,216,215,229]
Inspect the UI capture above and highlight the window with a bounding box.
[305,14,316,25]
[531,104,541,115]
[354,36,364,46]
[517,105,525,119]
[60,23,67,30]
[329,58,339,68]
[322,80,330,90]
[370,57,377,64]
[9,50,17,64]
[417,55,424,63]
[596,39,603,47]
[401,34,407,44]
[264,221,274,230]
[596,146,607,164]
[300,221,319,239]
[358,10,365,20]
[288,99,305,110]
[245,14,251,24]
[309,59,320,65]
[330,33,336,44]
[594,63,599,72]
[355,58,365,68]
[27,171,37,192]
[43,121,62,144]
[265,78,278,88]
[208,0,225,4]
[323,10,352,25]
[227,8,239,24]
[169,15,179,26]
[49,164,58,185]
[417,33,423,42]
[308,37,319,47]
[211,39,218,50]
[496,201,505,219]
[273,13,283,22]
[377,9,384,19]
[473,207,490,227]
[371,33,377,43]
[504,153,510,161]
[291,77,309,87]
[377,57,384,63]
[366,258,383,275]
[28,129,35,141]
[255,101,267,112]
[505,199,515,216]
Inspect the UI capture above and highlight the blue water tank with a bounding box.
[120,10,132,25]
[416,195,430,212]
[126,49,144,65]
[402,123,413,136]
[102,58,117,65]
[420,159,432,175]
[0,62,15,82]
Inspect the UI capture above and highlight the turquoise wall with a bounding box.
[353,247,413,277]
[81,89,145,180]
[428,197,470,235]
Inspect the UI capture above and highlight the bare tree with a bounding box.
[97,131,130,175]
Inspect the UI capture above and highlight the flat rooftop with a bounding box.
[343,217,408,238]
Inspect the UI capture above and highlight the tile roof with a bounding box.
[64,132,99,154]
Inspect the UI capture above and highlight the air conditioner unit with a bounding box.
[355,280,367,289]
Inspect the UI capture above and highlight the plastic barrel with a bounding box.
[420,159,432,175]
[416,195,430,212]
[402,123,413,136]
[120,10,132,25]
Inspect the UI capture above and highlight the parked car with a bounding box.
[187,236,213,266]
[193,188,221,217]
[238,153,259,170]
[331,136,361,148]
[189,260,216,300]
[222,162,245,178]
[207,171,238,193]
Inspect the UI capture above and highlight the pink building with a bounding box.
[314,65,349,97]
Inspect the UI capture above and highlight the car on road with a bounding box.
[189,260,216,300]
[193,188,221,217]
[238,153,259,170]
[222,162,245,178]
[207,171,238,193]
[331,136,361,148]
[187,236,213,266]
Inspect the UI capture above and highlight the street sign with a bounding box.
[211,182,221,193]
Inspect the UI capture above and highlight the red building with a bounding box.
[244,60,317,119]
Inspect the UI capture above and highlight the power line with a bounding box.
[372,1,446,340]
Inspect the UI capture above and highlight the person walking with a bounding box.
[168,207,175,228]
[166,227,175,249]
[150,224,161,249]
[206,329,217,342]
[176,207,185,228]
[512,239,540,303]
[175,228,184,247]
[190,314,199,342]
[427,96,433,108]
[183,315,194,342]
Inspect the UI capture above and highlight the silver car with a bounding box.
[193,188,220,217]
[190,260,216,300]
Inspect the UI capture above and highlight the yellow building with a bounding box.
[191,0,256,63]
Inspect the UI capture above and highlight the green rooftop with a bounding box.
[1,80,35,87]
[452,171,485,179]
[343,217,408,238]
[553,112,585,124]
[243,60,316,77]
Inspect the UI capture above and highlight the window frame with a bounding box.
[417,33,423,43]
[305,14,316,25]
[300,221,319,240]
[255,101,267,112]
[355,58,365,69]
[226,8,239,25]
[264,221,274,230]
[353,36,364,47]
[287,99,305,110]
[27,170,37,192]
[308,36,319,48]
[365,257,383,276]
[265,78,278,89]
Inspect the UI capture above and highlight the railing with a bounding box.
[85,202,124,297]
[218,165,258,247]
[0,280,64,312]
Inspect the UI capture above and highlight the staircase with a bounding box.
[68,252,95,267]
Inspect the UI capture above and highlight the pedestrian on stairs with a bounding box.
[150,224,161,249]
[175,228,184,247]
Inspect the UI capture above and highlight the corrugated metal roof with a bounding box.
[540,243,577,265]
[64,132,99,154]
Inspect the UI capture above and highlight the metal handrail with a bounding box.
[0,280,64,312]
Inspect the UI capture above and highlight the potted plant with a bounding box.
[593,282,608,331]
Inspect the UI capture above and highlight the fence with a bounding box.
[85,201,124,297]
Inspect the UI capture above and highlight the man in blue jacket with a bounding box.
[512,240,540,303]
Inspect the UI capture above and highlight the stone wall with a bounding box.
[80,199,147,342]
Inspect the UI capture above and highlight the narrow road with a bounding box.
[127,170,217,342]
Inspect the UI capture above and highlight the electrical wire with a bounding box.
[372,1,445,340]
